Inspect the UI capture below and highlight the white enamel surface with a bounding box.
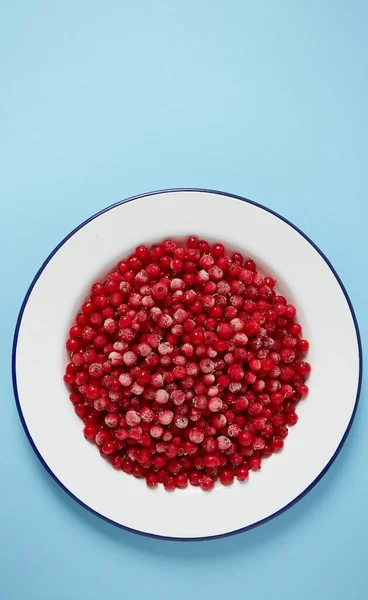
[14,191,360,538]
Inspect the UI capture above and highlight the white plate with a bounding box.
[12,189,362,540]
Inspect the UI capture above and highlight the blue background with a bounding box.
[1,2,367,598]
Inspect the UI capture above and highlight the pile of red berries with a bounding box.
[64,237,310,492]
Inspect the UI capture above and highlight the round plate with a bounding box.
[12,189,362,540]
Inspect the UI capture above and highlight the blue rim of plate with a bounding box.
[12,188,363,541]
